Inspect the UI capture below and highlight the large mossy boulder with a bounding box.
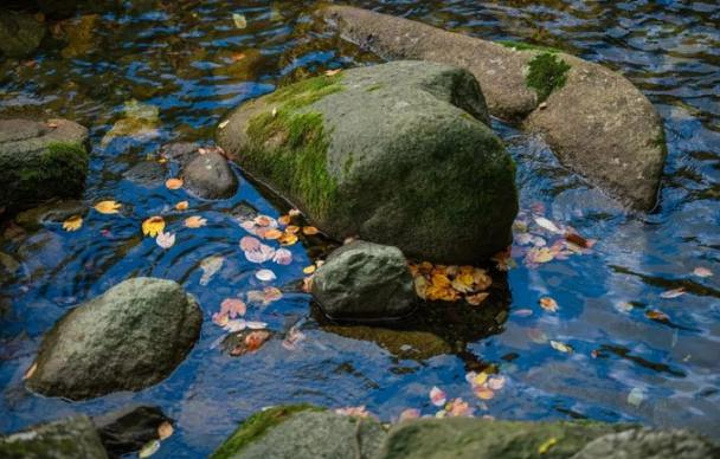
[312,241,416,320]
[0,118,89,212]
[218,61,518,264]
[26,278,202,400]
[212,405,386,459]
[320,6,666,211]
[0,415,108,459]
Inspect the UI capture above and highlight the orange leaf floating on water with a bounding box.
[184,215,207,228]
[279,232,298,246]
[646,309,669,322]
[539,297,559,313]
[142,216,165,237]
[94,200,122,214]
[62,215,83,232]
[157,421,174,440]
[262,228,283,240]
[278,215,291,225]
[175,201,189,211]
[565,232,593,249]
[474,386,495,400]
[165,178,183,190]
[255,215,275,227]
[660,287,686,299]
[285,225,300,234]
[244,330,271,353]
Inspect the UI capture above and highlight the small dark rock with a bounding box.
[159,142,198,165]
[221,329,274,357]
[94,405,172,458]
[183,151,238,200]
[124,161,166,187]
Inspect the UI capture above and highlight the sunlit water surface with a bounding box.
[1,0,719,456]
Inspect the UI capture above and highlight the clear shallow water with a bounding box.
[1,0,719,456]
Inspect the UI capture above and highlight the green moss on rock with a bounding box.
[266,73,344,110]
[526,53,572,103]
[211,404,323,459]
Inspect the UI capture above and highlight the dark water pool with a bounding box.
[1,0,719,456]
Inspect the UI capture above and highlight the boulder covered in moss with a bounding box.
[0,12,46,58]
[212,405,386,459]
[320,6,666,211]
[26,278,202,400]
[0,415,108,459]
[0,118,89,212]
[218,60,518,264]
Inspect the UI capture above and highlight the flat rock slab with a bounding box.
[26,277,202,400]
[320,6,666,210]
[0,118,89,211]
[0,415,108,459]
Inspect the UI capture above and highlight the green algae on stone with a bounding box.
[526,53,572,103]
[211,404,324,459]
[266,73,344,110]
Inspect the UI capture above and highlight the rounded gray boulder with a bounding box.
[183,150,238,200]
[26,278,202,400]
[311,241,416,320]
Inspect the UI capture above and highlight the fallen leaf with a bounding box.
[646,309,669,322]
[213,298,246,325]
[535,217,562,233]
[273,248,293,265]
[513,309,534,317]
[200,255,224,286]
[23,363,37,380]
[142,216,165,237]
[474,387,495,400]
[466,292,490,306]
[232,13,247,29]
[240,235,261,252]
[138,440,160,458]
[430,386,447,407]
[303,265,316,274]
[218,120,229,129]
[325,69,342,76]
[487,376,506,391]
[538,437,558,455]
[175,201,189,211]
[62,215,83,232]
[157,421,173,440]
[155,231,176,249]
[245,244,275,263]
[302,226,319,236]
[627,387,646,407]
[165,178,183,190]
[285,225,300,234]
[256,269,276,282]
[693,267,713,278]
[184,215,207,228]
[565,232,593,249]
[262,228,283,240]
[94,200,122,214]
[660,287,686,299]
[279,232,298,246]
[539,297,559,313]
[278,215,291,225]
[550,340,573,354]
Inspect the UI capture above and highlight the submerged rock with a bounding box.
[312,241,415,320]
[212,405,386,459]
[26,277,202,400]
[0,118,89,212]
[320,6,666,211]
[0,415,108,459]
[0,12,46,58]
[123,160,166,187]
[218,60,518,263]
[14,199,86,231]
[183,150,238,200]
[94,405,172,458]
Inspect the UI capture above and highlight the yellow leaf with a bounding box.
[550,340,572,354]
[472,372,488,386]
[414,276,428,300]
[142,216,165,237]
[62,215,83,232]
[157,421,174,440]
[466,292,490,306]
[325,69,342,76]
[474,387,495,400]
[278,215,291,225]
[285,225,300,234]
[538,437,558,454]
[430,273,452,289]
[165,178,183,190]
[94,200,121,214]
[184,216,207,229]
[175,201,189,211]
[303,265,316,274]
[263,228,283,240]
[473,268,492,290]
[302,226,319,235]
[279,232,298,246]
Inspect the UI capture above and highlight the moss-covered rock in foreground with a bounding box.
[0,118,90,212]
[218,60,518,264]
[0,415,108,459]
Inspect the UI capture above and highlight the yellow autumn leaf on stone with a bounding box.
[142,216,165,237]
[184,216,207,229]
[62,215,83,232]
[538,438,558,454]
[165,178,183,190]
[94,200,121,214]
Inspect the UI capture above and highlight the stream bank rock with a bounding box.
[312,241,415,320]
[0,118,90,212]
[182,149,238,200]
[320,6,666,211]
[0,11,46,58]
[26,278,202,400]
[94,405,172,458]
[218,60,518,264]
[0,415,108,459]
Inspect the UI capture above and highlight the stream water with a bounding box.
[1,0,719,456]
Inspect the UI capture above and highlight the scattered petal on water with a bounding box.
[155,231,176,249]
[62,215,83,232]
[429,386,447,407]
[256,269,276,282]
[142,216,165,237]
[627,387,646,407]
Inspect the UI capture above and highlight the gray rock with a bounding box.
[0,12,46,58]
[94,405,171,458]
[571,428,720,459]
[183,150,238,200]
[0,118,89,211]
[312,241,415,320]
[0,415,108,459]
[320,6,666,210]
[26,277,202,400]
[218,60,518,263]
[123,161,166,187]
[159,142,198,165]
[212,406,386,459]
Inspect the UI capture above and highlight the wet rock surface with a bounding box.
[93,405,172,458]
[25,277,202,400]
[0,415,108,459]
[0,12,47,58]
[183,150,238,200]
[320,6,666,210]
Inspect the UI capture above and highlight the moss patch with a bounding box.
[651,127,669,156]
[266,73,344,110]
[526,53,571,103]
[497,40,563,54]
[211,404,323,459]
[17,141,88,193]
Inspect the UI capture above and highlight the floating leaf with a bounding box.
[528,328,549,344]
[627,387,646,407]
[282,326,306,351]
[138,440,160,458]
[262,228,283,240]
[94,200,121,214]
[538,437,558,455]
[279,232,298,246]
[289,208,301,217]
[539,297,559,313]
[157,421,173,440]
[487,376,506,391]
[184,215,207,228]
[218,120,229,129]
[429,386,447,407]
[474,387,495,400]
[232,13,247,29]
[273,248,293,265]
[646,309,669,322]
[660,287,686,299]
[175,201,189,211]
[285,225,300,234]
[245,244,275,264]
[693,267,713,278]
[23,363,37,380]
[565,232,594,249]
[62,215,83,232]
[240,235,261,252]
[534,217,561,233]
[550,340,573,354]
[165,178,183,190]
[278,215,291,225]
[200,255,224,286]
[466,292,489,306]
[142,216,165,237]
[513,309,534,317]
[155,231,176,249]
[256,269,276,282]
[303,265,316,275]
